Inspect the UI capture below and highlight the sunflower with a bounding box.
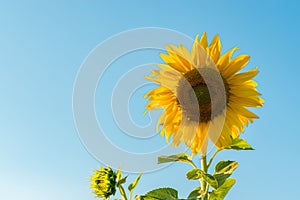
[90,167,117,198]
[144,32,263,154]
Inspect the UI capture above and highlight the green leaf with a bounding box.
[213,173,231,189]
[135,195,143,200]
[228,138,254,150]
[202,173,218,189]
[187,186,201,199]
[214,161,239,175]
[213,161,238,188]
[128,173,142,192]
[186,169,218,189]
[186,169,201,180]
[157,153,193,165]
[210,178,236,200]
[117,176,127,187]
[140,188,178,200]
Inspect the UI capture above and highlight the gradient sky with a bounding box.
[1,0,299,199]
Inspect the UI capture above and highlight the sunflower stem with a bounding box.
[200,155,208,198]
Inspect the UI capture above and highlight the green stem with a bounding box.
[129,191,133,200]
[200,155,208,199]
[188,160,198,169]
[207,149,221,169]
[118,185,128,200]
[202,155,208,172]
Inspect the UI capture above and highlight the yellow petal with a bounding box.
[229,103,259,119]
[192,42,207,68]
[178,44,192,61]
[228,67,259,84]
[199,32,208,49]
[165,46,193,72]
[208,34,221,64]
[144,87,172,98]
[156,111,167,132]
[230,96,263,107]
[165,104,179,125]
[223,55,250,78]
[214,122,233,149]
[192,122,209,154]
[229,86,261,98]
[182,121,198,147]
[226,108,244,132]
[159,53,187,73]
[217,47,239,70]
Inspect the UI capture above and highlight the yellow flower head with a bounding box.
[90,167,117,198]
[144,33,263,154]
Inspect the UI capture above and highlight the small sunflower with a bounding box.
[90,167,117,198]
[144,33,263,154]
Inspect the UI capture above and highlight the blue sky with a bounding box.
[1,0,299,199]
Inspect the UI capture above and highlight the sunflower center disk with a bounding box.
[192,85,211,105]
[177,68,228,123]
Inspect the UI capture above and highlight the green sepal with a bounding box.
[116,167,122,181]
[186,169,218,189]
[128,173,142,192]
[210,178,236,200]
[117,176,128,187]
[139,187,178,200]
[226,138,254,150]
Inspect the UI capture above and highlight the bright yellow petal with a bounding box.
[217,47,239,72]
[159,53,188,73]
[165,45,193,72]
[214,122,233,149]
[229,86,261,98]
[230,96,263,107]
[144,86,172,98]
[199,32,208,49]
[222,55,250,78]
[192,41,208,68]
[208,34,221,64]
[228,67,259,84]
[156,110,167,132]
[228,102,259,119]
[192,122,209,154]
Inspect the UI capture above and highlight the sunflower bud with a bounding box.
[90,167,117,198]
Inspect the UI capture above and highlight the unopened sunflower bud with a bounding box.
[90,167,117,198]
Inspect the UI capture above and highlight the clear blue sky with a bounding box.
[1,0,299,199]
